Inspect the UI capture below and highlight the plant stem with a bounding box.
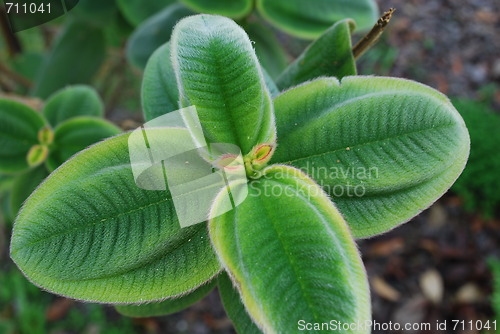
[352,8,395,60]
[0,6,21,56]
[0,62,32,88]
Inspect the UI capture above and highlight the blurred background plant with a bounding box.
[1,0,499,333]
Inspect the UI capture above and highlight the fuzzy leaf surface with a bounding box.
[277,19,356,90]
[171,15,275,154]
[272,77,470,238]
[43,85,104,127]
[0,99,45,174]
[209,165,370,333]
[115,279,216,317]
[11,130,221,303]
[218,272,263,334]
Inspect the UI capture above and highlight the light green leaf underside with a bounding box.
[277,19,356,90]
[246,23,288,80]
[141,43,179,122]
[272,77,470,238]
[32,21,106,99]
[117,0,176,26]
[218,272,263,334]
[115,278,217,317]
[43,85,104,127]
[171,14,275,154]
[11,130,221,303]
[10,166,48,218]
[178,0,252,19]
[209,165,370,333]
[257,0,379,39]
[126,4,193,70]
[48,117,121,170]
[0,99,45,174]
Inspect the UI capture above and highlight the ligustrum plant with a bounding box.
[10,15,469,333]
[0,85,121,219]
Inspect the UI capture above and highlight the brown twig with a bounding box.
[0,6,21,56]
[0,62,32,88]
[352,8,395,60]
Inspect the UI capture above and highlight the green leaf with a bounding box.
[218,272,263,334]
[43,85,104,127]
[32,21,106,99]
[246,23,288,79]
[115,278,217,317]
[178,0,252,19]
[256,0,379,39]
[26,145,48,168]
[277,19,357,90]
[126,4,193,70]
[117,0,176,26]
[47,117,121,171]
[11,131,221,303]
[262,67,279,98]
[10,166,48,217]
[0,99,45,174]
[271,77,470,238]
[209,165,370,333]
[171,15,276,154]
[141,43,179,122]
[68,0,117,28]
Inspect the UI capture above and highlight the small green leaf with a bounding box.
[142,43,179,122]
[277,19,357,90]
[171,15,276,154]
[10,166,48,217]
[257,0,379,39]
[11,131,221,303]
[209,165,370,333]
[271,77,470,238]
[43,85,104,127]
[0,99,45,174]
[246,23,288,79]
[126,4,193,70]
[47,117,121,171]
[32,21,106,99]
[178,0,252,19]
[27,145,48,168]
[115,279,217,317]
[218,272,263,334]
[117,0,176,26]
[37,127,54,146]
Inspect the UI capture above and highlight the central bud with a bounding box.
[244,143,275,179]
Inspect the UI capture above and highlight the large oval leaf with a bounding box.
[0,99,45,174]
[171,14,276,155]
[209,165,370,333]
[126,4,193,70]
[115,278,216,317]
[271,77,470,238]
[256,0,379,39]
[178,0,252,19]
[218,272,263,334]
[11,130,221,303]
[277,19,357,90]
[141,43,179,122]
[47,117,121,171]
[43,85,104,127]
[32,21,106,99]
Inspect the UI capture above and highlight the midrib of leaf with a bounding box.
[280,122,456,165]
